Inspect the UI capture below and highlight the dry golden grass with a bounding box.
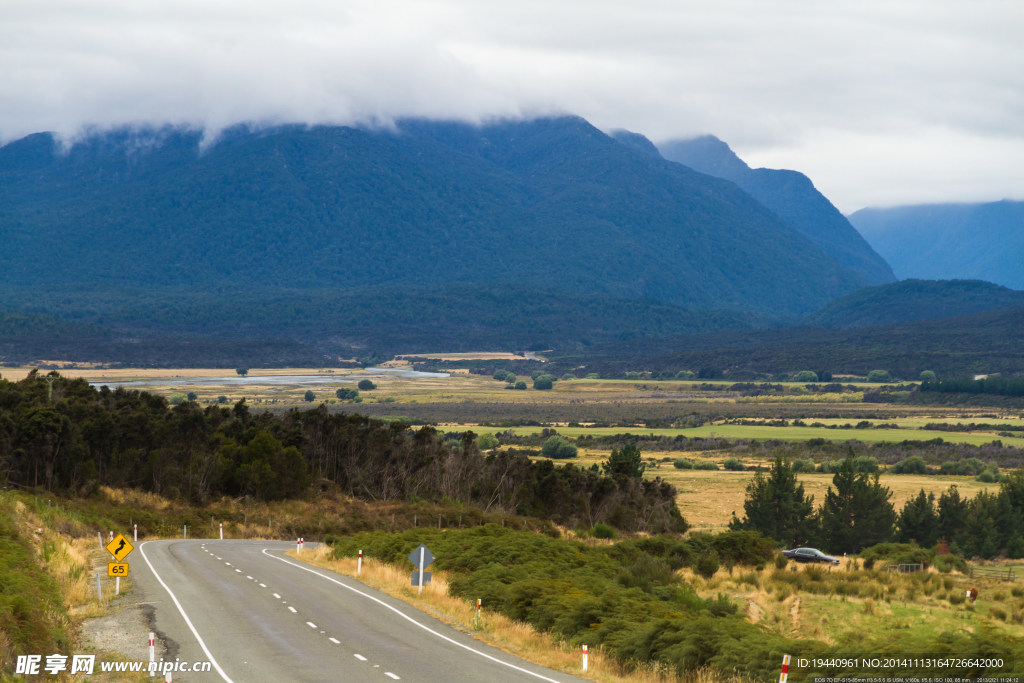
[293,546,757,683]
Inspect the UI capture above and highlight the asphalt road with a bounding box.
[133,539,585,682]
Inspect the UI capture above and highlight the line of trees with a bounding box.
[731,454,1024,558]
[0,372,685,533]
[920,376,1024,397]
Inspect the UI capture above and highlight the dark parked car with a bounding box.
[781,547,840,564]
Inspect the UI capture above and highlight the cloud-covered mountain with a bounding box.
[0,117,868,318]
[657,135,896,285]
[849,200,1024,290]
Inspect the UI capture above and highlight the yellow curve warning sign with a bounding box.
[105,534,134,562]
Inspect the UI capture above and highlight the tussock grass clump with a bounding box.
[990,606,1008,621]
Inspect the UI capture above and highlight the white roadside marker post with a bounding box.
[357,549,363,575]
[582,644,588,672]
[149,632,155,677]
[219,522,223,540]
[417,546,425,595]
[134,523,138,542]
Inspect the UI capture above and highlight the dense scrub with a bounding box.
[328,525,798,679]
[0,373,683,533]
[330,526,1024,679]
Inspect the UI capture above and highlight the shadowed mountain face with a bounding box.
[0,117,867,318]
[849,200,1024,290]
[657,135,896,286]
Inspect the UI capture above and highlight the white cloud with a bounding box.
[1,0,1021,209]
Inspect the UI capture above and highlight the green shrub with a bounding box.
[673,458,695,469]
[695,552,719,579]
[540,435,577,459]
[791,458,816,473]
[891,456,929,474]
[774,553,789,569]
[592,523,617,539]
[933,553,968,573]
[722,458,746,471]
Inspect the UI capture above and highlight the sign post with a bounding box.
[104,533,133,587]
[408,544,435,595]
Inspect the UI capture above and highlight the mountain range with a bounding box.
[849,200,1024,290]
[0,117,868,318]
[0,115,1020,373]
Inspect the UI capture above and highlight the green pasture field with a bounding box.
[464,422,1024,448]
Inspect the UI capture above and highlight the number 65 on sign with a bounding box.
[107,563,129,576]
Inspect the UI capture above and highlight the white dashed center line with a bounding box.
[287,606,297,613]
[354,654,367,662]
[273,593,281,599]
[328,638,340,644]
[385,673,400,680]
[306,621,317,629]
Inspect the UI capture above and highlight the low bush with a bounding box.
[933,553,968,574]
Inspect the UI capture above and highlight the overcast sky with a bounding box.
[2,0,1021,212]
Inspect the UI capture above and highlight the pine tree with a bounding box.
[819,454,895,553]
[896,489,938,546]
[729,454,815,546]
[937,485,969,550]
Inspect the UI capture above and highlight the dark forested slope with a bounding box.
[804,279,1024,329]
[0,118,867,318]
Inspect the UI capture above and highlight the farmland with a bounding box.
[7,363,1020,533]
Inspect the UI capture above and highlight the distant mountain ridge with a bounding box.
[804,279,1024,329]
[0,117,868,318]
[849,200,1024,290]
[657,135,896,285]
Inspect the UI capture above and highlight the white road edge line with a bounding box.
[261,549,564,683]
[139,541,234,683]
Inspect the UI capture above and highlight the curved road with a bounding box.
[134,540,583,682]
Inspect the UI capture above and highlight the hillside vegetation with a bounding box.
[0,118,866,319]
[804,279,1024,329]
